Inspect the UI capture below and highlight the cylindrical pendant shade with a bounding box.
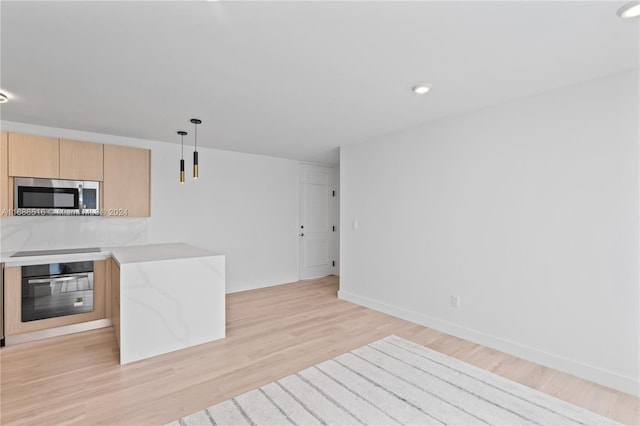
[191,119,202,180]
[193,151,199,179]
[178,130,188,184]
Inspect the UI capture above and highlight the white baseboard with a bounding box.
[338,289,640,397]
[227,274,338,294]
[226,276,300,294]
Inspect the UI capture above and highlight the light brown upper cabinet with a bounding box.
[1,132,9,213]
[103,144,150,217]
[5,132,150,217]
[59,139,104,181]
[8,133,104,182]
[8,133,60,179]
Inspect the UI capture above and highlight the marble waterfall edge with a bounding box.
[119,252,225,364]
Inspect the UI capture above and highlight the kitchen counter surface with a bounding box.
[0,250,111,267]
[0,243,220,267]
[109,243,221,265]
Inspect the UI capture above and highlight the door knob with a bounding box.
[300,233,304,236]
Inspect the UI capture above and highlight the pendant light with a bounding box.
[178,131,187,183]
[191,118,201,179]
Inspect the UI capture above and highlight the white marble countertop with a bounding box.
[0,250,111,267]
[0,243,221,267]
[110,243,221,265]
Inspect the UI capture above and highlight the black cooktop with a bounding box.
[11,247,102,257]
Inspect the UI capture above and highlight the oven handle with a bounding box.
[27,274,90,284]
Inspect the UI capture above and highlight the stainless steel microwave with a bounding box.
[14,178,100,216]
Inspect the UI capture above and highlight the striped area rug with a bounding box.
[168,335,618,425]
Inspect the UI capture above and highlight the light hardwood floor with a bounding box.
[1,276,638,425]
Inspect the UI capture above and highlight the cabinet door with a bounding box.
[111,261,121,347]
[59,139,104,181]
[0,132,8,214]
[103,145,150,217]
[105,258,112,319]
[8,133,60,178]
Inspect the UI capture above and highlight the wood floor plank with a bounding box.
[490,353,558,390]
[0,276,637,425]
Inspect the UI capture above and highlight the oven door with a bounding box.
[15,178,80,215]
[21,272,94,322]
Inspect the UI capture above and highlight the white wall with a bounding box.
[0,122,299,293]
[339,68,639,396]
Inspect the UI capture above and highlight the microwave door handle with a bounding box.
[78,183,83,213]
[27,274,89,284]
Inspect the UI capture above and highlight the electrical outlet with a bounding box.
[451,296,460,308]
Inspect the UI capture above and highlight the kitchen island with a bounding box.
[111,243,225,364]
[1,243,226,364]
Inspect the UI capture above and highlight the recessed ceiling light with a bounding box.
[617,1,640,18]
[412,83,431,95]
[0,93,8,103]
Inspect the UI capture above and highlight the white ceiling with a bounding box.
[1,1,638,165]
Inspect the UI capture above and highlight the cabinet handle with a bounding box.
[27,274,89,284]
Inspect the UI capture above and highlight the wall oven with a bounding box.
[14,178,99,216]
[21,261,94,322]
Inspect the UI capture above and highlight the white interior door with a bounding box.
[299,165,336,280]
